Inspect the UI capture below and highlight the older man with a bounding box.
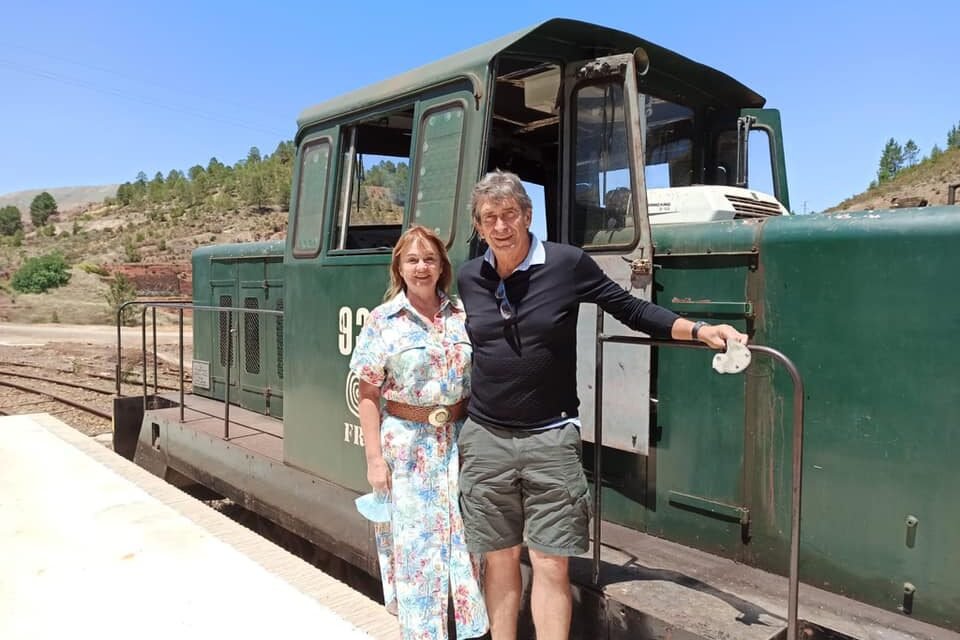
[456,170,747,640]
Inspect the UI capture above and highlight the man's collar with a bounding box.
[483,233,545,274]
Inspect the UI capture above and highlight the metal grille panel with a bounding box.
[244,297,261,374]
[726,194,782,218]
[218,295,233,367]
[276,299,284,380]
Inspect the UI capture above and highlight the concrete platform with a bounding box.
[0,413,400,640]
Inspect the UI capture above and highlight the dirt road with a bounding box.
[0,322,192,348]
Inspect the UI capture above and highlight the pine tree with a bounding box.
[876,138,904,184]
[947,123,960,149]
[29,192,58,227]
[902,139,919,167]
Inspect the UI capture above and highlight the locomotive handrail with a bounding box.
[593,308,805,640]
[116,300,283,439]
[115,299,191,396]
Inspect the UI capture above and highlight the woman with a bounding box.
[349,225,488,640]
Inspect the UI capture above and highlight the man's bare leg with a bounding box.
[484,545,522,640]
[528,549,571,640]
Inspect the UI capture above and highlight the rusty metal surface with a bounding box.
[161,392,284,439]
[161,407,284,462]
[594,335,805,639]
[584,521,959,640]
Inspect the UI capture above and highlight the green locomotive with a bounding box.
[114,18,959,638]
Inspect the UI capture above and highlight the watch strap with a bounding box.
[691,320,706,340]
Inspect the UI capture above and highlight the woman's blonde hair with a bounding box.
[384,225,453,301]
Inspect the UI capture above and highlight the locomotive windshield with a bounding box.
[571,82,635,248]
[488,55,782,252]
[643,97,695,189]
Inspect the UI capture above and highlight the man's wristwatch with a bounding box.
[691,321,706,341]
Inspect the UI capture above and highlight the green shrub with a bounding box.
[124,245,142,262]
[0,205,23,236]
[11,253,71,293]
[78,262,109,276]
[41,224,56,237]
[123,237,142,263]
[105,273,139,325]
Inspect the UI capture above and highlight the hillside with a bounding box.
[0,185,119,218]
[830,146,960,212]
[0,150,407,324]
[0,195,290,323]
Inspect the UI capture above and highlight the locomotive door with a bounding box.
[237,260,269,414]
[282,85,476,489]
[647,251,753,556]
[210,275,239,402]
[560,51,656,455]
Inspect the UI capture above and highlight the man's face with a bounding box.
[475,197,532,258]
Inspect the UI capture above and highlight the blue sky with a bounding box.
[1,0,956,213]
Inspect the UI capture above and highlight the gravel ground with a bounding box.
[0,323,192,436]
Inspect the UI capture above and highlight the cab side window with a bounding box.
[331,106,414,252]
[291,138,332,257]
[410,102,466,245]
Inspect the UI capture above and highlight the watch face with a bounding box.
[712,340,751,374]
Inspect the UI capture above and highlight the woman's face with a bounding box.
[399,238,440,297]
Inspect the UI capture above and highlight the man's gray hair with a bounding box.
[470,170,532,223]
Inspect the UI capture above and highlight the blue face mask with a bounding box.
[355,492,392,523]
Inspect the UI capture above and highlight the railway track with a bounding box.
[0,378,112,420]
[0,369,116,397]
[1,360,187,391]
[0,349,190,436]
[0,367,131,433]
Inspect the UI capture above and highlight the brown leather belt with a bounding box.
[384,399,468,427]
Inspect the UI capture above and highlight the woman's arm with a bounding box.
[358,380,391,493]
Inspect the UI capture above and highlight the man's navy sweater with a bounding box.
[457,241,679,430]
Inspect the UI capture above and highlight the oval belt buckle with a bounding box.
[428,407,449,427]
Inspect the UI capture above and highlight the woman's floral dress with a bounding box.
[349,291,488,640]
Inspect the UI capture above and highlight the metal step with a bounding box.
[552,521,958,640]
